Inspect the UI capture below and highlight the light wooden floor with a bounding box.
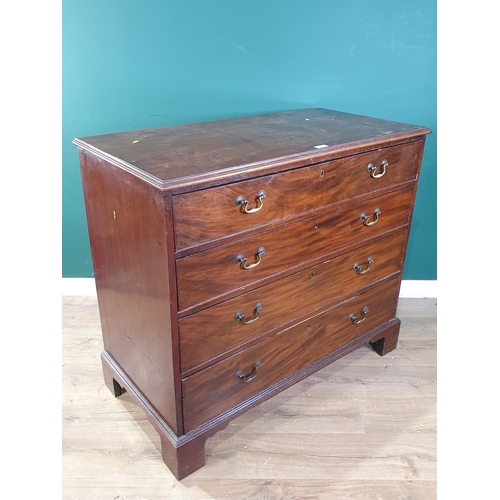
[62,297,436,500]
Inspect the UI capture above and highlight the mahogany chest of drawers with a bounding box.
[74,108,430,479]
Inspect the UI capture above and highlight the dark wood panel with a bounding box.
[182,277,400,432]
[74,109,430,190]
[173,141,422,250]
[79,151,180,434]
[176,186,414,312]
[179,231,407,374]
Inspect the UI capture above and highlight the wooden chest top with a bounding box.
[73,108,430,190]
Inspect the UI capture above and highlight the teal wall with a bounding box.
[63,0,436,279]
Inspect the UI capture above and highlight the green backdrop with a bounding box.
[63,0,436,280]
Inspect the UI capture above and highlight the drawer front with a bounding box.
[176,186,414,312]
[173,140,423,251]
[182,277,400,432]
[179,230,406,374]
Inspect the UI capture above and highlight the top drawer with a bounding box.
[172,140,424,251]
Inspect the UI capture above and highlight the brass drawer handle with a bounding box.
[236,361,261,383]
[235,190,266,213]
[235,303,263,324]
[360,208,381,226]
[236,247,265,270]
[353,257,373,275]
[349,306,369,324]
[367,159,388,178]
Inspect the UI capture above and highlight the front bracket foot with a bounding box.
[369,319,401,356]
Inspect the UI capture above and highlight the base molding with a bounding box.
[101,319,401,479]
[62,278,437,298]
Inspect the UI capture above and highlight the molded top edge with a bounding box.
[73,108,431,190]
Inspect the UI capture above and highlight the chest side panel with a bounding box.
[79,151,180,434]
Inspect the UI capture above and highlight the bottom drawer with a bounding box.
[182,277,400,432]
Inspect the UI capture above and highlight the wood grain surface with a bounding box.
[176,186,414,312]
[79,152,181,433]
[172,139,422,251]
[62,295,436,499]
[74,108,430,191]
[179,231,406,375]
[182,277,400,431]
